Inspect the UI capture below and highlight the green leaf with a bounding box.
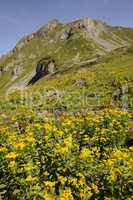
[0,184,6,190]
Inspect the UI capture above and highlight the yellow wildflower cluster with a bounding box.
[0,108,132,199]
[5,152,18,159]
[60,188,74,200]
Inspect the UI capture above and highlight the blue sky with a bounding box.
[0,0,133,54]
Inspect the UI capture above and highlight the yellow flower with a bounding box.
[129,146,133,151]
[25,136,35,143]
[127,113,132,118]
[25,175,34,182]
[8,160,16,169]
[64,135,72,147]
[80,187,92,199]
[44,191,55,200]
[24,163,34,172]
[34,123,42,129]
[80,148,92,159]
[57,130,64,137]
[91,183,99,194]
[0,146,8,152]
[95,127,100,132]
[14,142,26,149]
[104,197,111,200]
[44,123,53,132]
[43,171,49,177]
[110,168,121,182]
[44,181,56,188]
[5,152,18,159]
[100,137,107,142]
[8,133,17,142]
[68,177,77,186]
[11,116,16,121]
[61,146,69,154]
[78,177,86,186]
[112,149,128,159]
[60,188,73,200]
[105,159,114,168]
[58,176,67,184]
[101,128,107,133]
[76,172,84,178]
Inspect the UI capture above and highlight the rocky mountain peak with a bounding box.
[14,33,35,51]
[81,17,108,39]
[36,19,61,37]
[48,19,61,27]
[83,17,95,31]
[14,19,61,51]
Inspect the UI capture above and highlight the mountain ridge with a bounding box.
[0,17,133,110]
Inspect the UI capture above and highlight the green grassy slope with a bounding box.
[1,47,132,115]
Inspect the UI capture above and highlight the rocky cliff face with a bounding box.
[14,34,35,51]
[36,19,60,37]
[12,18,109,52]
[82,17,107,37]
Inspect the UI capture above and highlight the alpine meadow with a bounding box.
[0,10,133,200]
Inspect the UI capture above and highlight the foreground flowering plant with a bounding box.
[0,108,133,199]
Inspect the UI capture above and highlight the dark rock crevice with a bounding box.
[60,27,73,40]
[28,57,56,85]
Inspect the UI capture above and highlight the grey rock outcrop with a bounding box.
[82,17,107,37]
[81,17,127,51]
[47,90,62,103]
[73,79,87,87]
[60,28,73,40]
[15,34,35,51]
[14,20,61,51]
[54,106,67,117]
[36,19,60,37]
[11,65,23,81]
[36,58,56,75]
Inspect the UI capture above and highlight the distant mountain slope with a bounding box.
[0,17,133,100]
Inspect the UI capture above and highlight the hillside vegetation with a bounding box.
[0,18,133,199]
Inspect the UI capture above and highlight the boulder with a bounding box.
[47,61,55,74]
[73,79,87,87]
[54,106,67,117]
[47,90,61,102]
